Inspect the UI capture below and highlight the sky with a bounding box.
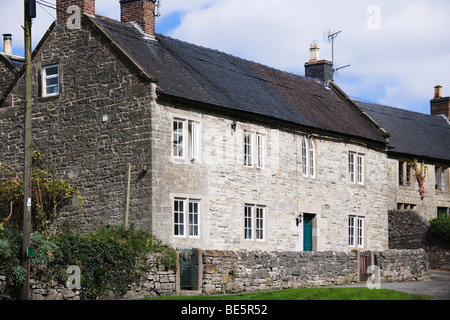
[1,0,449,115]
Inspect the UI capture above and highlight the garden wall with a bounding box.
[0,254,177,300]
[201,249,430,295]
[388,210,450,271]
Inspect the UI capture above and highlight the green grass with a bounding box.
[142,287,431,301]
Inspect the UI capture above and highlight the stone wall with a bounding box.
[374,249,430,282]
[201,249,430,295]
[0,254,177,300]
[0,18,155,233]
[388,209,450,271]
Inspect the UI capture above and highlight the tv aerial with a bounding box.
[323,29,350,75]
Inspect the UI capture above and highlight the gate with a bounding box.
[359,251,371,281]
[178,249,195,289]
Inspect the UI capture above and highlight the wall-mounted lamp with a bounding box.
[296,213,304,226]
[231,120,237,132]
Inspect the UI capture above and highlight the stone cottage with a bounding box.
[0,0,448,254]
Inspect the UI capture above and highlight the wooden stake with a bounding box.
[123,163,131,229]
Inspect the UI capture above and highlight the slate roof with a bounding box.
[357,101,450,162]
[91,16,387,144]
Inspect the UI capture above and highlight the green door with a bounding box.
[303,214,314,252]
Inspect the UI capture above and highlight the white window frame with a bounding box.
[174,198,201,238]
[349,215,364,248]
[244,131,253,167]
[357,154,364,185]
[349,152,364,185]
[174,198,185,237]
[302,136,308,177]
[172,118,201,162]
[302,136,316,178]
[309,137,316,178]
[173,119,184,158]
[245,205,253,240]
[256,134,264,169]
[188,200,200,238]
[42,64,59,97]
[256,206,265,241]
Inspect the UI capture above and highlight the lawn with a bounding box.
[142,287,431,300]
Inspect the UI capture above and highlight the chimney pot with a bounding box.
[434,85,443,99]
[3,34,12,55]
[309,41,320,63]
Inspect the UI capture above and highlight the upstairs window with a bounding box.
[244,132,253,167]
[435,167,448,191]
[302,136,315,178]
[172,119,201,161]
[349,152,364,185]
[399,161,413,187]
[43,65,59,97]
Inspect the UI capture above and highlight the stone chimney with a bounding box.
[3,34,12,55]
[304,42,333,84]
[120,0,156,37]
[56,0,95,26]
[430,85,450,119]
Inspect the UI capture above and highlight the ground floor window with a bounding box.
[174,198,201,238]
[245,204,265,241]
[349,216,364,248]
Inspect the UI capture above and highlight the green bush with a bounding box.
[429,216,450,242]
[0,225,176,300]
[53,232,136,299]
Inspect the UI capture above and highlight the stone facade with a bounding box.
[0,18,155,232]
[151,98,392,252]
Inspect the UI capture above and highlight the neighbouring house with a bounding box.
[0,0,448,254]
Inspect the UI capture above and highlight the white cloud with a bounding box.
[0,0,449,114]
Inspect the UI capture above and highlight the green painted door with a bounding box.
[303,214,313,252]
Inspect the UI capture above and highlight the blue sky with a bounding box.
[1,0,449,115]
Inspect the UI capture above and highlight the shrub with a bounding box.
[429,216,450,242]
[0,226,176,300]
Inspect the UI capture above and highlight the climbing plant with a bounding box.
[0,150,82,236]
[408,159,427,200]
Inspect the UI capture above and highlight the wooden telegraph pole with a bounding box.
[20,0,36,300]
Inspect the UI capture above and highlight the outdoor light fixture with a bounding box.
[231,120,237,132]
[296,213,304,226]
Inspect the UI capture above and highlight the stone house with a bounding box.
[0,0,448,253]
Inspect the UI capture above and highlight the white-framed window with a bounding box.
[302,136,315,178]
[173,120,184,158]
[245,204,265,241]
[349,152,364,185]
[309,137,315,178]
[257,134,264,169]
[357,154,364,185]
[174,198,201,238]
[43,64,59,97]
[245,205,253,240]
[172,119,201,161]
[174,198,185,236]
[244,131,253,167]
[188,200,200,237]
[349,216,364,248]
[256,206,265,240]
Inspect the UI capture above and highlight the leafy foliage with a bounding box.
[0,150,82,235]
[429,216,450,243]
[0,225,176,299]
